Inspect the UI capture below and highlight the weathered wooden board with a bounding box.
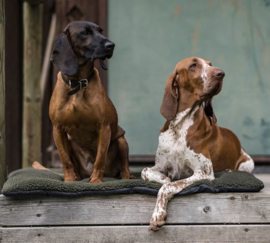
[0,0,6,190]
[1,192,269,226]
[22,2,43,168]
[1,225,270,243]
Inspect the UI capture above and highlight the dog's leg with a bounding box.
[90,126,111,184]
[53,127,80,182]
[68,139,91,179]
[32,161,64,176]
[117,136,134,179]
[141,167,171,184]
[149,170,214,231]
[236,148,255,173]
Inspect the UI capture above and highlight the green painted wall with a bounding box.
[108,0,270,155]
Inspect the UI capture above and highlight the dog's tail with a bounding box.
[32,161,63,176]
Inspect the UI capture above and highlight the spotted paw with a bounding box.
[149,212,167,232]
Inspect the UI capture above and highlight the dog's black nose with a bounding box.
[105,41,115,50]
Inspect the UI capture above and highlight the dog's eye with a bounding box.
[98,27,103,33]
[82,29,90,35]
[189,63,197,69]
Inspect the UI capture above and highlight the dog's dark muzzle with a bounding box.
[105,41,115,51]
[103,41,115,59]
[97,41,115,70]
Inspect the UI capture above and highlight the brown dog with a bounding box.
[42,21,132,183]
[141,57,254,230]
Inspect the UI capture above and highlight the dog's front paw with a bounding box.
[89,178,102,184]
[129,175,137,179]
[149,211,167,232]
[122,173,136,180]
[160,175,171,183]
[64,171,81,182]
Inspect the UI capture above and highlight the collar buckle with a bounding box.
[78,79,88,90]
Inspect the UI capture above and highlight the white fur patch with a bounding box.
[200,58,210,83]
[238,149,255,173]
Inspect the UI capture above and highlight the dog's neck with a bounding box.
[64,61,95,81]
[172,99,211,133]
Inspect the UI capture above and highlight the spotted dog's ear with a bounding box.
[204,100,217,125]
[160,73,179,121]
[51,29,78,76]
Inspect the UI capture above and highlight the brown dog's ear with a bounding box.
[204,100,217,125]
[51,30,78,76]
[160,73,179,121]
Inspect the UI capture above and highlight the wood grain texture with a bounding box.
[22,2,43,168]
[0,0,6,190]
[5,0,23,173]
[1,192,270,226]
[1,225,270,243]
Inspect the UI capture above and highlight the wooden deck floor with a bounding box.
[256,174,270,191]
[0,173,270,242]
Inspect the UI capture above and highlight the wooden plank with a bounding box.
[252,156,270,164]
[1,192,270,226]
[1,225,270,243]
[40,13,56,105]
[5,0,23,173]
[256,174,270,191]
[130,155,270,164]
[41,0,55,168]
[0,0,5,190]
[22,2,43,168]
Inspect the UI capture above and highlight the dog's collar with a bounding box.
[61,71,95,95]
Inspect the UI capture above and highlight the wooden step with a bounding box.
[0,174,269,242]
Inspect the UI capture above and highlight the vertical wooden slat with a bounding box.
[0,0,6,189]
[5,0,23,173]
[41,0,55,167]
[22,2,43,168]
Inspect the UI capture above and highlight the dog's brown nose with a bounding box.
[213,70,225,80]
[105,41,115,50]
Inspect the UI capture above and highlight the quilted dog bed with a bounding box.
[1,168,264,196]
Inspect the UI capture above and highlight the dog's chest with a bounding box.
[51,99,100,146]
[155,108,204,179]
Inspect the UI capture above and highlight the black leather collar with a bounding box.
[61,71,95,95]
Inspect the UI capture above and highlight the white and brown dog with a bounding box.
[141,57,254,231]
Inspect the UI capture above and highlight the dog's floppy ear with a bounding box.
[204,99,217,125]
[160,73,179,121]
[51,30,78,76]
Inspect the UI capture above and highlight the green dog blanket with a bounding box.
[1,168,264,196]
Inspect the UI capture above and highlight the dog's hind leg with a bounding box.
[117,135,134,179]
[236,148,254,173]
